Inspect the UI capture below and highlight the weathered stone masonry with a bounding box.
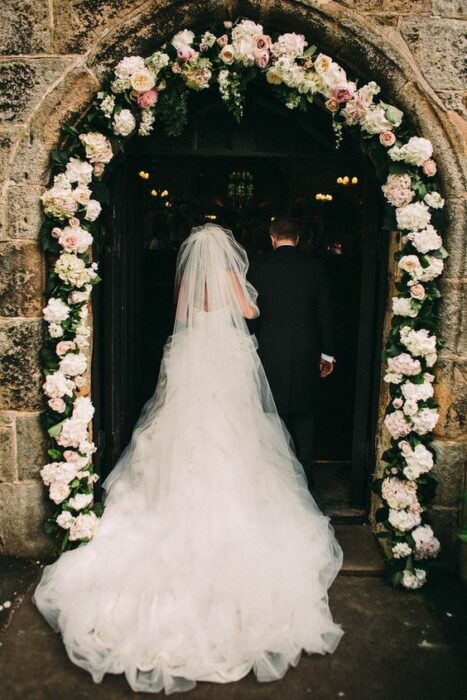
[0,1,465,570]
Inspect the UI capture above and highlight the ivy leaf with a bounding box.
[48,421,65,438]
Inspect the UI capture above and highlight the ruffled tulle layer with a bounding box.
[33,316,343,694]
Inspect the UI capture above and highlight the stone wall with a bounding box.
[0,1,465,564]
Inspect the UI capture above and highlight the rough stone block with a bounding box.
[0,58,74,124]
[0,412,17,483]
[0,126,23,181]
[0,319,44,411]
[1,182,45,240]
[53,0,149,54]
[434,359,467,440]
[439,279,467,356]
[400,18,467,91]
[88,0,227,77]
[437,90,467,120]
[16,412,48,481]
[0,241,44,317]
[0,0,52,55]
[339,0,430,13]
[442,197,467,279]
[432,439,466,507]
[0,481,54,558]
[432,0,467,17]
[9,67,100,185]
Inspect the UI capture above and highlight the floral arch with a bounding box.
[38,19,447,588]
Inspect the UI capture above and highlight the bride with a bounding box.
[33,223,344,694]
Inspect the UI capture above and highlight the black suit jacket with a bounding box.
[248,246,335,414]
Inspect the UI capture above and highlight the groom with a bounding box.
[248,216,335,484]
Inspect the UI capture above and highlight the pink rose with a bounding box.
[93,163,105,178]
[56,340,76,357]
[256,35,271,51]
[332,82,356,104]
[217,34,228,48]
[137,89,158,109]
[410,283,426,300]
[393,398,404,409]
[303,57,313,69]
[52,227,62,239]
[325,97,340,113]
[172,62,182,74]
[48,397,66,413]
[68,217,80,228]
[255,51,270,69]
[59,230,79,252]
[177,46,197,62]
[199,43,208,52]
[380,131,396,147]
[422,159,437,177]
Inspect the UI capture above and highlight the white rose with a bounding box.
[424,191,445,209]
[360,106,392,135]
[49,482,71,504]
[68,492,94,511]
[113,109,136,137]
[389,137,433,167]
[43,371,74,399]
[401,381,434,402]
[398,255,422,275]
[56,511,75,529]
[130,68,156,93]
[387,353,422,376]
[84,199,102,222]
[392,297,418,317]
[172,29,195,51]
[56,417,89,448]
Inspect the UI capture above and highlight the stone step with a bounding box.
[334,524,385,576]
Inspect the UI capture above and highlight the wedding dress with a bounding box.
[33,224,344,694]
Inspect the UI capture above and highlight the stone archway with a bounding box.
[0,1,465,573]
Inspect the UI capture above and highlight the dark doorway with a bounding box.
[92,94,388,520]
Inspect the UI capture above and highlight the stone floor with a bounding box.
[1,552,466,700]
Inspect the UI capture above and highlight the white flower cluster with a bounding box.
[402,568,427,589]
[398,441,434,480]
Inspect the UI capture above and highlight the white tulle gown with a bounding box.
[33,224,344,694]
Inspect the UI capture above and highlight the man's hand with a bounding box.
[320,358,335,378]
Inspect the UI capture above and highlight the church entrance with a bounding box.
[92,92,388,520]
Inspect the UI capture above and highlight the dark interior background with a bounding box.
[92,87,388,516]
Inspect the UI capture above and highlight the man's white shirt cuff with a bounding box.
[321,353,335,363]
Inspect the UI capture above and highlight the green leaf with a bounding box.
[48,421,64,438]
[48,448,63,460]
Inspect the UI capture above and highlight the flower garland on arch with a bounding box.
[38,18,447,585]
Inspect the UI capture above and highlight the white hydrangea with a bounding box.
[400,380,434,403]
[392,542,412,559]
[56,417,89,448]
[114,55,146,79]
[387,353,422,377]
[412,525,440,559]
[396,202,431,231]
[388,508,422,532]
[43,297,70,324]
[41,173,78,220]
[56,510,75,529]
[382,477,419,510]
[400,327,437,358]
[65,157,93,185]
[402,443,434,480]
[414,256,444,282]
[79,132,113,164]
[72,396,95,424]
[59,352,87,377]
[402,568,427,589]
[55,253,93,288]
[411,408,439,435]
[360,105,393,135]
[409,225,442,254]
[384,410,412,439]
[40,461,77,486]
[43,371,75,399]
[69,511,99,541]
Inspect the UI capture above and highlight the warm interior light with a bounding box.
[138,170,149,180]
[343,176,349,185]
[150,189,158,197]
[337,177,343,184]
[351,176,358,185]
[161,189,169,197]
